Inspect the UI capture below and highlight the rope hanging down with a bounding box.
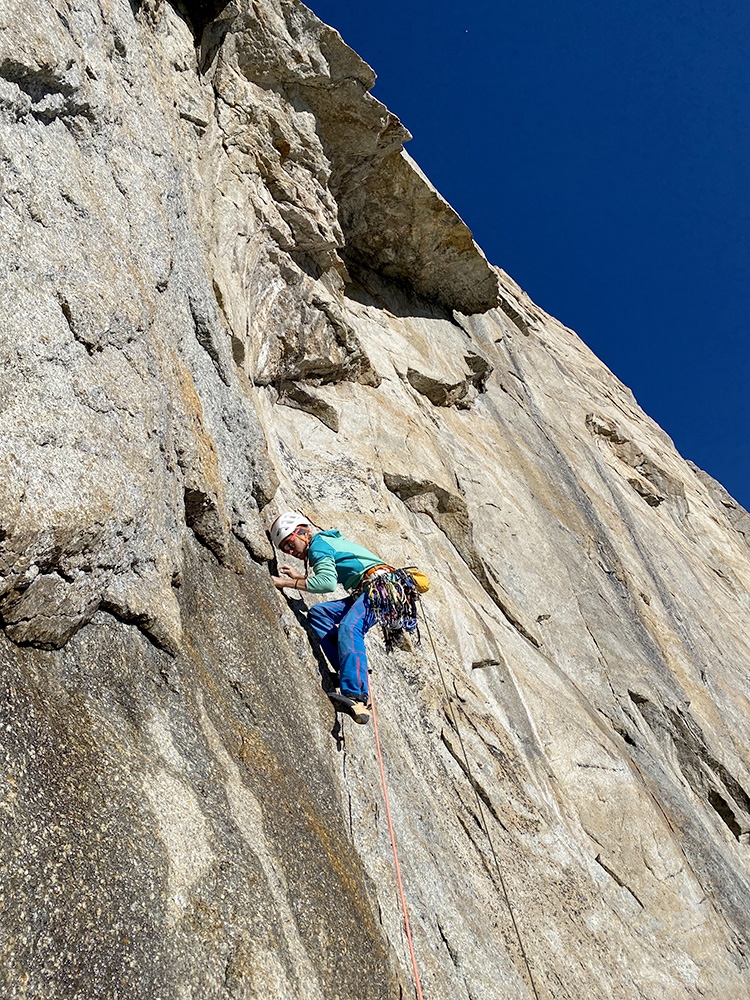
[420,604,541,1000]
[369,680,425,1000]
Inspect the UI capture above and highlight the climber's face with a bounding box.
[280,527,310,558]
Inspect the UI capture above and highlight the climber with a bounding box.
[269,512,422,726]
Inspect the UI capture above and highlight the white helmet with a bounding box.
[270,511,313,548]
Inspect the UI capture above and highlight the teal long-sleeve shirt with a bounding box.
[306,529,385,594]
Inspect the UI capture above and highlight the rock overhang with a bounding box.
[204,0,500,315]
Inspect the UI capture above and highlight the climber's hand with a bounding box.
[277,564,304,580]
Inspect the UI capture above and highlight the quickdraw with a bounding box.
[363,568,421,651]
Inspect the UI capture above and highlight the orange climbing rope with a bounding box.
[369,680,426,1000]
[362,601,539,1000]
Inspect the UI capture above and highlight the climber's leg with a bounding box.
[337,594,376,702]
[307,597,351,674]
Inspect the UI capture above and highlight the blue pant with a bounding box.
[307,594,375,701]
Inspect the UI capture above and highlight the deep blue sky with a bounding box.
[308,0,750,508]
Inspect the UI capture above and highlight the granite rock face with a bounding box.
[1,2,749,998]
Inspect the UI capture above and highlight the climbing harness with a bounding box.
[363,568,421,651]
[370,678,425,1000]
[420,603,541,1000]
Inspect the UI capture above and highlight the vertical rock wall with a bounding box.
[1,2,749,998]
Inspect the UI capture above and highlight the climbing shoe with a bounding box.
[349,700,370,725]
[329,691,370,725]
